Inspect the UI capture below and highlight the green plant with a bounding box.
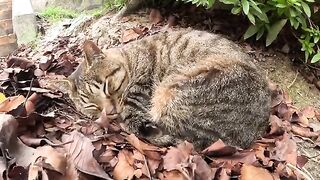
[181,0,320,63]
[104,0,126,10]
[40,7,79,22]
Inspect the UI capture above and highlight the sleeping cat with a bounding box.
[59,29,271,150]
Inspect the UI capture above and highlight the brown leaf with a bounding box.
[163,141,194,171]
[291,124,319,138]
[149,9,163,24]
[62,131,112,179]
[0,114,35,167]
[269,83,283,108]
[34,68,45,77]
[0,157,6,178]
[253,145,270,166]
[166,15,176,28]
[240,164,273,180]
[28,162,46,180]
[39,56,52,71]
[296,155,308,168]
[271,133,297,165]
[210,150,257,169]
[301,106,315,119]
[7,57,34,69]
[0,95,25,112]
[8,166,28,180]
[192,155,214,179]
[126,134,165,159]
[10,93,41,117]
[31,146,67,175]
[113,150,135,180]
[268,115,285,136]
[202,139,237,157]
[122,29,141,43]
[275,103,292,121]
[290,112,309,127]
[161,170,186,180]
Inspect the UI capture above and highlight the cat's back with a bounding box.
[124,29,253,69]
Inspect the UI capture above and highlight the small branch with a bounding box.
[287,70,299,89]
[286,163,315,180]
[23,78,34,106]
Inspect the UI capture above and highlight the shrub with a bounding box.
[181,0,320,63]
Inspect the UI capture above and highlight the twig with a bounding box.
[23,77,34,106]
[177,166,192,180]
[287,70,299,89]
[286,163,315,180]
[293,134,315,144]
[143,154,152,180]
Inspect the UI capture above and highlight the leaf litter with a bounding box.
[0,9,319,180]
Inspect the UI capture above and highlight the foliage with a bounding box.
[40,7,79,22]
[181,0,320,63]
[104,0,127,10]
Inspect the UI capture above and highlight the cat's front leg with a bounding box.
[120,104,179,146]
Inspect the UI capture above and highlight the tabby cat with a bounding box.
[59,29,271,150]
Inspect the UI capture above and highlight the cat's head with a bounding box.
[56,40,129,118]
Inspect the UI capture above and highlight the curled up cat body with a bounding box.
[60,29,271,150]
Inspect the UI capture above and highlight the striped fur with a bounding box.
[62,29,270,150]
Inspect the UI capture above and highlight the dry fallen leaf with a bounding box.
[291,124,319,138]
[202,139,237,157]
[149,9,163,24]
[301,106,315,119]
[122,29,141,43]
[126,134,165,160]
[163,141,194,171]
[240,164,273,180]
[6,56,34,69]
[0,114,35,167]
[0,95,25,112]
[62,131,112,180]
[31,146,67,175]
[271,133,297,165]
[113,150,135,180]
[161,170,185,180]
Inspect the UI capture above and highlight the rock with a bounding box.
[12,0,38,45]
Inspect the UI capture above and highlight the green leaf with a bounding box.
[244,25,259,39]
[311,53,320,63]
[289,8,297,17]
[301,1,311,17]
[247,12,255,24]
[231,6,242,14]
[305,0,314,2]
[251,8,269,23]
[208,0,216,7]
[249,0,262,13]
[305,51,310,61]
[241,0,250,15]
[256,28,265,40]
[275,4,286,8]
[314,36,319,43]
[219,0,238,5]
[266,19,287,46]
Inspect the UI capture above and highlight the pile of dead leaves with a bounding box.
[0,35,320,180]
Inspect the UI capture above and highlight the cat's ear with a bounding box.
[83,40,102,67]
